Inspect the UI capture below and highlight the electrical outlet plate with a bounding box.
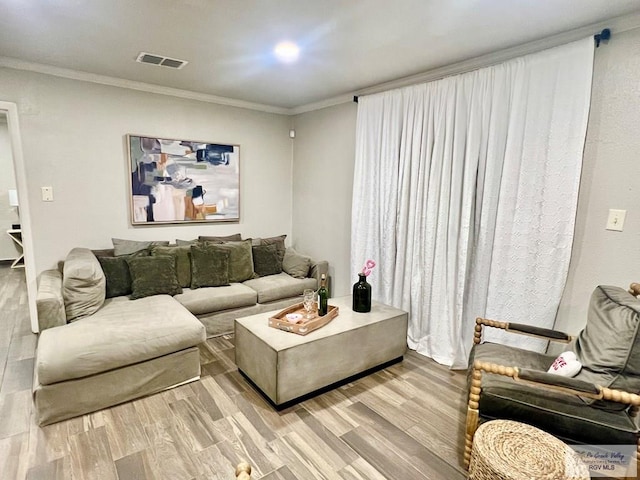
[606,209,626,231]
[41,186,53,202]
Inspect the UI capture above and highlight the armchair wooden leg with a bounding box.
[464,366,482,469]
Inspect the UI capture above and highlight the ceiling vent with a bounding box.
[136,52,188,69]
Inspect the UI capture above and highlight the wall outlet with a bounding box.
[606,209,626,231]
[41,186,54,202]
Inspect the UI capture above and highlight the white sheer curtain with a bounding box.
[351,38,594,368]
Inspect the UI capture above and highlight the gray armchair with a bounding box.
[465,283,640,471]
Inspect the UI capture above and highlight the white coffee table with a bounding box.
[234,295,408,407]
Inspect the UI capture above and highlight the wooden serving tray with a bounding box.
[268,302,339,335]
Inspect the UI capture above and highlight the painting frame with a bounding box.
[126,134,240,225]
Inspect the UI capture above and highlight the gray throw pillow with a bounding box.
[198,233,242,242]
[209,239,255,283]
[282,248,311,279]
[176,239,198,246]
[112,238,170,256]
[573,285,640,410]
[190,243,230,288]
[126,255,182,299]
[151,245,192,288]
[252,244,283,277]
[62,248,106,321]
[92,248,115,258]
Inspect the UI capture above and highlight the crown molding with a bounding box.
[0,56,290,115]
[289,93,355,116]
[292,11,640,114]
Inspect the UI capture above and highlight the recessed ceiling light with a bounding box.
[274,41,300,63]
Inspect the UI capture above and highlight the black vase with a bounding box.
[352,273,372,313]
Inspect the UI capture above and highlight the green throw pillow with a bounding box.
[98,249,150,298]
[190,243,230,288]
[151,245,192,288]
[252,244,282,277]
[207,239,255,283]
[126,255,182,299]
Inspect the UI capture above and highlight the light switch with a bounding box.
[606,209,626,231]
[41,186,54,202]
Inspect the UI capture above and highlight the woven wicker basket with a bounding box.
[469,420,589,480]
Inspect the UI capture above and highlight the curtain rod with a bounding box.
[353,27,612,104]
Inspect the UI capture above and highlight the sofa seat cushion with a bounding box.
[469,342,640,445]
[174,283,257,315]
[37,295,205,385]
[243,272,317,303]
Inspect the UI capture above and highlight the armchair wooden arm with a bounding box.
[473,317,573,345]
[629,283,640,297]
[464,360,640,469]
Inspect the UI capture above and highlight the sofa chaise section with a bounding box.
[35,294,205,425]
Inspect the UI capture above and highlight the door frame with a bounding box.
[1,101,38,332]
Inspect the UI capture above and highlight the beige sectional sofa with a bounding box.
[34,238,327,425]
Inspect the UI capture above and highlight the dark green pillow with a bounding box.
[256,234,286,267]
[252,244,282,277]
[97,249,150,298]
[126,255,182,299]
[190,243,230,288]
[151,245,192,288]
[208,239,255,283]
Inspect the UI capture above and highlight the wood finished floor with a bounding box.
[0,265,469,480]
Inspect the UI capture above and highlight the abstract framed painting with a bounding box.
[127,134,240,224]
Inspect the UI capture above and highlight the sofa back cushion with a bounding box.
[111,238,170,256]
[198,233,242,242]
[63,248,106,321]
[574,285,640,407]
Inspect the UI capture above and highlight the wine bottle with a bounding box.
[317,273,328,316]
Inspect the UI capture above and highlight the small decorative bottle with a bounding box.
[352,273,371,313]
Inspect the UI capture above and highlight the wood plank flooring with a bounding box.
[0,265,470,480]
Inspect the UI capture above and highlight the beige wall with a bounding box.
[292,102,357,297]
[0,68,294,273]
[554,28,640,335]
[0,115,20,260]
[3,26,637,327]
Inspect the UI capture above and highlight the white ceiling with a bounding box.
[1,1,639,112]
